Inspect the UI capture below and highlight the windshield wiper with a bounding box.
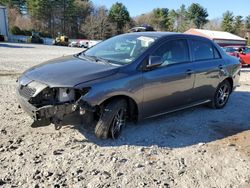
[77,53,99,62]
[78,53,120,66]
[85,55,111,65]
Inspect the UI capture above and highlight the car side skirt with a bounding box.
[145,99,211,119]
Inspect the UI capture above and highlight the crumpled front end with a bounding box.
[16,75,93,124]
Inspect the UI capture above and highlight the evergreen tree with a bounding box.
[109,2,130,34]
[152,8,170,31]
[176,5,189,32]
[0,0,26,13]
[245,15,250,29]
[187,3,208,29]
[234,15,243,36]
[221,11,235,33]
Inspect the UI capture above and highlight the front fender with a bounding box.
[78,72,144,117]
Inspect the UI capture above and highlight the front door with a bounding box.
[142,39,195,118]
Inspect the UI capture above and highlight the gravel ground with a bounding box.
[0,42,250,188]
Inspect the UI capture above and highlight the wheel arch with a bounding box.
[99,95,139,122]
[224,77,234,93]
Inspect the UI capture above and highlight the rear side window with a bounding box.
[213,47,221,59]
[192,40,221,61]
[152,39,190,66]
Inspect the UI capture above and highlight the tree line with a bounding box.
[1,0,250,43]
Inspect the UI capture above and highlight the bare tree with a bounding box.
[82,6,115,39]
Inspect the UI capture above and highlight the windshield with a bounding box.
[81,34,158,65]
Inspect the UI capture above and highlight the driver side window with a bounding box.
[152,39,190,66]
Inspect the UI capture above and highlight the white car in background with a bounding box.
[69,39,102,48]
[78,40,89,48]
[68,41,78,47]
[88,40,102,48]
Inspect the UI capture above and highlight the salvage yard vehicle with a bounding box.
[68,40,78,47]
[28,32,43,44]
[87,40,102,48]
[222,46,238,56]
[237,47,250,66]
[223,46,250,66]
[77,39,89,48]
[53,35,69,46]
[17,32,241,139]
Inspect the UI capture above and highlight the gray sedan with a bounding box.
[17,32,241,139]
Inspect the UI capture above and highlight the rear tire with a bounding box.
[95,99,127,139]
[209,80,231,109]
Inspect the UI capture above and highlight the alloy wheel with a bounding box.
[216,83,230,106]
[110,108,126,139]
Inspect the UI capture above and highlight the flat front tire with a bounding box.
[95,99,127,139]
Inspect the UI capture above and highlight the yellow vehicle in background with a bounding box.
[53,34,69,46]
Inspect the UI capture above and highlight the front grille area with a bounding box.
[19,85,36,99]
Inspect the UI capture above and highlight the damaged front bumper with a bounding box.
[17,94,95,122]
[16,76,96,122]
[17,94,75,121]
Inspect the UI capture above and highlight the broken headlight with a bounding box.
[29,87,86,108]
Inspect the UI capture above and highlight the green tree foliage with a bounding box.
[221,11,235,33]
[187,3,208,29]
[109,2,130,34]
[175,5,188,32]
[0,0,26,13]
[10,25,22,34]
[152,8,170,31]
[0,0,9,6]
[234,15,244,36]
[245,15,250,29]
[247,38,250,46]
[167,4,189,32]
[168,9,177,32]
[3,1,250,40]
[26,0,92,38]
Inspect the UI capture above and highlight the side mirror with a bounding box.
[147,56,163,69]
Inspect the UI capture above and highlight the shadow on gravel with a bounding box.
[0,43,34,48]
[31,91,250,148]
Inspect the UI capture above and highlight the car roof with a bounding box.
[123,31,211,41]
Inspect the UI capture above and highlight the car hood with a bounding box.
[23,55,119,87]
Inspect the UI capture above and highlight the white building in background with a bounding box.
[0,6,8,40]
[185,28,247,47]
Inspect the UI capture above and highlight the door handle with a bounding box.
[186,69,194,75]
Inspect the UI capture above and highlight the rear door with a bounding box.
[142,38,195,118]
[190,39,225,102]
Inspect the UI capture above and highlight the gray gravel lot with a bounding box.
[0,42,250,187]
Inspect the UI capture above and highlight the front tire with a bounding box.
[95,99,127,139]
[210,80,231,109]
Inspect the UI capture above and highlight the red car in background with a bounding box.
[238,47,250,66]
[222,46,238,56]
[223,46,250,66]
